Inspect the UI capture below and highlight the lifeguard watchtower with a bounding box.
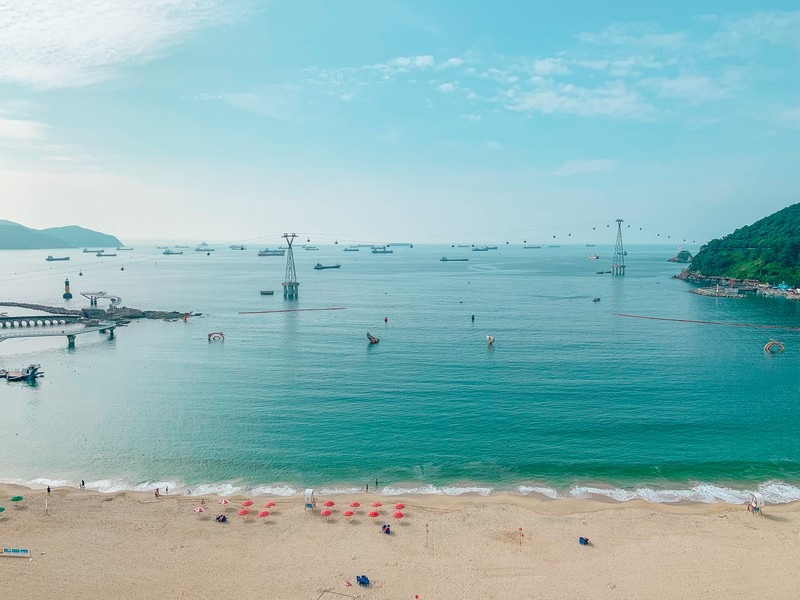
[282,232,299,299]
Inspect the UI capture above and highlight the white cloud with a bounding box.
[0,0,247,89]
[530,58,571,76]
[436,82,457,93]
[460,114,481,122]
[440,57,464,68]
[643,75,728,102]
[780,107,800,122]
[575,24,688,51]
[704,10,800,56]
[0,118,48,140]
[387,55,435,70]
[555,159,618,176]
[510,83,651,118]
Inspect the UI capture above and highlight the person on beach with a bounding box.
[155,488,160,499]
[80,480,85,489]
[375,479,379,488]
[165,486,168,494]
[47,486,51,495]
[366,483,369,492]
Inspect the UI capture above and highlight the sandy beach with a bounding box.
[0,484,797,599]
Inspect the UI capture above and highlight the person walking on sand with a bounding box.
[47,486,51,495]
[155,488,160,499]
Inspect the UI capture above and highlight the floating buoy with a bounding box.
[384,316,388,323]
[764,339,785,354]
[120,266,124,271]
[208,332,225,341]
[79,271,83,276]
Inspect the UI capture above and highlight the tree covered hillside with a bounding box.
[689,203,800,286]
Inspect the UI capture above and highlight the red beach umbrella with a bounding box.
[394,503,405,510]
[242,500,253,507]
[324,500,335,507]
[320,509,332,517]
[265,501,276,508]
[258,510,270,518]
[342,510,354,518]
[238,509,250,516]
[218,498,230,505]
[193,506,204,513]
[371,502,382,508]
[393,511,405,520]
[368,511,379,520]
[349,501,360,508]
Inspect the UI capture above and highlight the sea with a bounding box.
[1,244,798,504]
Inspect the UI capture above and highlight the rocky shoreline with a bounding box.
[0,301,197,321]
[674,270,799,300]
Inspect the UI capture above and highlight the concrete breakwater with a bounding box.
[690,287,745,298]
[0,302,195,321]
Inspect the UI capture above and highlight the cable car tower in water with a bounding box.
[611,219,626,276]
[282,232,299,299]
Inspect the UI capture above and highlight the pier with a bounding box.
[0,316,116,346]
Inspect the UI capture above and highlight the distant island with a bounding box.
[0,220,123,250]
[687,203,799,286]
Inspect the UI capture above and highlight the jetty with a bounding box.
[0,315,116,346]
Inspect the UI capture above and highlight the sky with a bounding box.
[0,1,798,245]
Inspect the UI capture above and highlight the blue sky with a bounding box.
[0,1,797,244]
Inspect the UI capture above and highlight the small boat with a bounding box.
[367,332,380,344]
[593,297,601,302]
[96,252,117,257]
[163,249,183,255]
[523,246,541,249]
[371,247,393,254]
[314,263,341,270]
[588,254,600,260]
[156,246,169,249]
[304,246,320,251]
[440,257,469,262]
[457,244,471,248]
[260,290,274,295]
[586,244,596,247]
[472,246,489,252]
[195,243,214,252]
[229,245,246,250]
[45,255,70,261]
[175,245,189,249]
[764,339,785,354]
[83,248,103,253]
[343,247,360,252]
[116,247,134,251]
[258,248,285,256]
[3,364,43,382]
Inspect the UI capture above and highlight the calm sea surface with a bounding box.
[1,245,798,503]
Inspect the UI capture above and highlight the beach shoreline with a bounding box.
[1,483,798,599]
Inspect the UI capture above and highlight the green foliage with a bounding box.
[690,203,800,286]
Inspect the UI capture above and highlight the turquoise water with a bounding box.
[1,245,798,503]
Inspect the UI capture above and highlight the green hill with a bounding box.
[689,203,800,286]
[0,220,123,250]
[42,225,122,248]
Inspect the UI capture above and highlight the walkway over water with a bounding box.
[0,317,116,346]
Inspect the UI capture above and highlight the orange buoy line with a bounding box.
[238,308,347,315]
[614,313,800,332]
